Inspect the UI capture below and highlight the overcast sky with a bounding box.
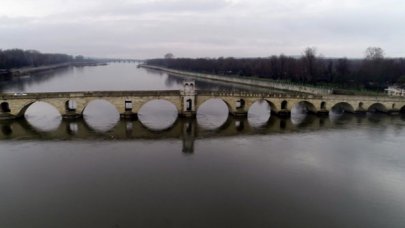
[0,0,404,59]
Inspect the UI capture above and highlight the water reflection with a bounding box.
[0,67,75,92]
[248,100,271,128]
[0,63,182,93]
[1,124,12,136]
[2,113,405,152]
[25,101,62,132]
[2,115,405,228]
[2,63,405,228]
[82,100,120,132]
[67,122,79,135]
[197,99,229,130]
[0,63,288,93]
[138,100,178,131]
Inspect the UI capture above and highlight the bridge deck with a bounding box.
[0,90,321,99]
[1,90,405,119]
[0,90,182,99]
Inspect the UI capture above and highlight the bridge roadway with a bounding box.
[1,88,405,120]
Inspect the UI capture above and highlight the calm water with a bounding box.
[1,63,405,228]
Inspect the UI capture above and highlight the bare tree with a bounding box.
[164,53,174,59]
[365,47,384,60]
[301,47,318,82]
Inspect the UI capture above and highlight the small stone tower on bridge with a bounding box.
[180,80,196,117]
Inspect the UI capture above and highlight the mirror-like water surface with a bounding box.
[1,63,405,228]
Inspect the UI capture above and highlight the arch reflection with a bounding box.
[138,100,178,131]
[24,101,62,132]
[1,114,405,155]
[82,99,120,133]
[197,98,230,130]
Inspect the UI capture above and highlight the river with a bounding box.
[1,63,405,228]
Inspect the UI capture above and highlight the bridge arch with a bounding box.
[18,101,63,117]
[82,99,120,132]
[1,102,11,113]
[331,102,355,114]
[247,99,272,127]
[22,101,63,132]
[281,100,288,110]
[16,101,35,117]
[368,103,387,113]
[196,98,231,130]
[136,97,182,114]
[137,99,179,131]
[236,98,246,110]
[320,101,327,110]
[65,100,77,112]
[401,105,405,113]
[358,102,365,111]
[137,99,179,113]
[292,101,317,115]
[196,98,232,114]
[260,99,278,113]
[82,99,120,115]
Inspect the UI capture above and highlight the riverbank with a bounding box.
[140,64,334,95]
[9,63,72,76]
[140,65,391,96]
[6,62,108,77]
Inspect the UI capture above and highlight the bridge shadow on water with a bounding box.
[2,112,405,153]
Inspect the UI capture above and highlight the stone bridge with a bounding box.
[1,81,405,120]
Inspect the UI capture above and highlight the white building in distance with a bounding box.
[385,86,405,96]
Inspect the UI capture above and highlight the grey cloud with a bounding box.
[83,0,231,17]
[0,16,37,27]
[1,0,404,58]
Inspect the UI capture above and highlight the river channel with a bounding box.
[1,63,405,228]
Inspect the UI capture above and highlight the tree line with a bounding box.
[147,48,405,90]
[0,49,76,70]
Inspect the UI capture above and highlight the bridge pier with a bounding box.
[0,113,17,120]
[354,109,367,115]
[120,111,138,120]
[233,116,248,131]
[388,109,400,115]
[179,111,196,118]
[316,110,329,116]
[354,110,367,115]
[275,109,291,117]
[65,119,80,135]
[182,118,195,154]
[62,112,82,119]
[231,111,247,117]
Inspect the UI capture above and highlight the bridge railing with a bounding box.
[1,89,328,100]
[3,89,404,101]
[196,90,322,99]
[0,90,181,99]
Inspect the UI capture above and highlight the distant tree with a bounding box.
[334,58,350,84]
[301,47,318,82]
[365,47,384,60]
[164,53,174,59]
[75,55,84,62]
[0,48,73,69]
[359,47,386,88]
[145,49,405,91]
[396,75,405,85]
[0,50,5,68]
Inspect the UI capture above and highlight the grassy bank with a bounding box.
[140,64,387,96]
